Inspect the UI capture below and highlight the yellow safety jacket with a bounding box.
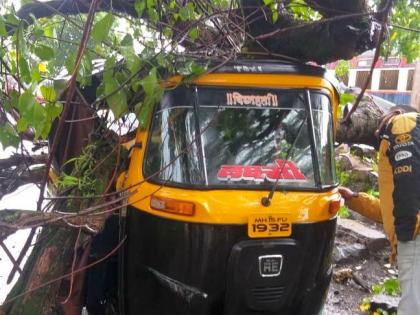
[346,112,420,260]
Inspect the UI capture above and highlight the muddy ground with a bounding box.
[324,212,397,315]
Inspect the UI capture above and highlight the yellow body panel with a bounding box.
[120,72,339,225]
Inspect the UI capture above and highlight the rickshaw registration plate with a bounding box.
[248,214,292,238]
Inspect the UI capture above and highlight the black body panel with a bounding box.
[124,207,336,315]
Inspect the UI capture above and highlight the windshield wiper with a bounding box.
[261,110,308,207]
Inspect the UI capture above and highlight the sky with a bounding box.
[0,145,39,303]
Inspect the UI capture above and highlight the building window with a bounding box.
[379,70,399,90]
[407,69,414,91]
[355,71,371,89]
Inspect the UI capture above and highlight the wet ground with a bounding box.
[324,214,396,315]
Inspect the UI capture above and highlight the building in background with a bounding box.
[327,51,418,107]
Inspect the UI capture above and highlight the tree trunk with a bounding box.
[3,227,79,314]
[336,95,388,146]
[1,99,122,314]
[13,0,386,64]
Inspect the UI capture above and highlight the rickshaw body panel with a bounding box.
[120,62,340,315]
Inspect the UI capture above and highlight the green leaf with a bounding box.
[18,57,31,84]
[120,46,142,75]
[59,174,79,189]
[337,205,351,219]
[134,0,146,16]
[17,90,36,114]
[31,25,44,40]
[339,92,355,105]
[120,34,133,46]
[31,66,42,82]
[140,68,163,111]
[383,278,400,296]
[335,60,350,78]
[65,52,92,86]
[146,0,156,7]
[179,3,195,21]
[177,60,207,76]
[34,44,55,61]
[189,27,199,41]
[18,90,47,139]
[372,283,383,294]
[45,102,63,121]
[104,76,128,118]
[91,12,114,43]
[272,10,279,23]
[103,56,116,82]
[40,85,57,102]
[141,68,161,96]
[16,117,28,133]
[135,102,152,130]
[43,23,55,38]
[0,17,7,36]
[0,123,19,149]
[5,14,20,27]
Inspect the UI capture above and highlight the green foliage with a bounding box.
[287,0,321,21]
[366,188,379,198]
[339,93,355,105]
[360,278,400,314]
[337,205,352,219]
[57,145,98,196]
[34,44,55,61]
[0,17,7,36]
[338,92,355,118]
[0,0,418,153]
[371,277,401,296]
[263,0,279,23]
[385,0,420,63]
[91,12,115,43]
[0,123,19,149]
[335,60,350,80]
[336,164,351,186]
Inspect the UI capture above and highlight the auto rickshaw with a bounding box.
[117,59,341,315]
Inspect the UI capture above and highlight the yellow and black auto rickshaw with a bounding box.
[117,59,341,315]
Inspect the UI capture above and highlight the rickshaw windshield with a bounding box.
[144,86,336,190]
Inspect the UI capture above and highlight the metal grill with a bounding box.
[379,70,399,90]
[407,69,414,91]
[355,71,371,89]
[252,286,285,303]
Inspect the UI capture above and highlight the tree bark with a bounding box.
[1,94,123,314]
[13,0,387,64]
[0,155,47,200]
[336,95,388,146]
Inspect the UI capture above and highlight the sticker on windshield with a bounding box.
[217,160,306,182]
[226,92,278,107]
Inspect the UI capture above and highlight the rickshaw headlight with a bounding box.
[150,195,195,216]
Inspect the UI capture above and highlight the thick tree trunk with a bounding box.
[1,99,122,314]
[241,0,384,64]
[3,227,79,314]
[14,0,386,64]
[2,149,119,314]
[336,95,390,146]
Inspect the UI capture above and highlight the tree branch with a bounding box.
[0,209,108,242]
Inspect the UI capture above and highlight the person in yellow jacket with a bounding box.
[339,106,420,315]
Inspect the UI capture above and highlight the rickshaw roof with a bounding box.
[206,59,340,94]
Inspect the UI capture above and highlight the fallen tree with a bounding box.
[12,0,387,64]
[0,0,417,314]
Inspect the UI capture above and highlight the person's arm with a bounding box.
[338,186,382,223]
